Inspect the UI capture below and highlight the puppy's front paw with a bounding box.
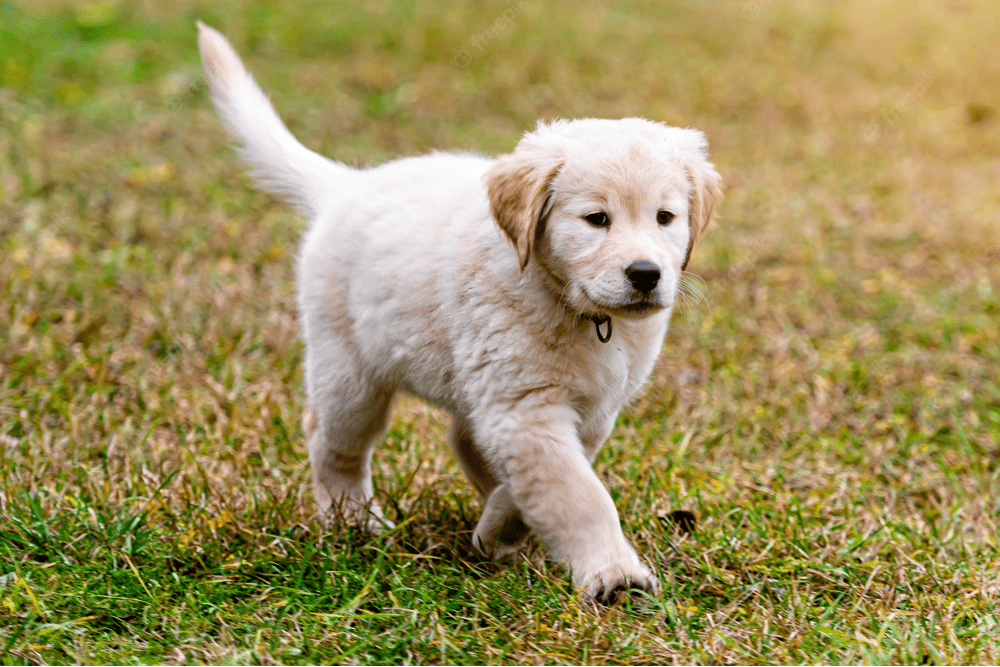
[575,557,658,603]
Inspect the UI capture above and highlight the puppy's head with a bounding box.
[486,118,722,320]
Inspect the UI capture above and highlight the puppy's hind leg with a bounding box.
[449,416,530,555]
[448,415,498,497]
[306,350,395,532]
[472,484,531,557]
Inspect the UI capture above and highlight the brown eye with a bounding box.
[657,210,675,225]
[584,212,610,227]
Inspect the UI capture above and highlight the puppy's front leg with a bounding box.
[480,402,657,601]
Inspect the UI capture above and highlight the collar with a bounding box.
[588,314,612,343]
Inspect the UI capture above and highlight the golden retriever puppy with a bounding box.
[197,22,722,601]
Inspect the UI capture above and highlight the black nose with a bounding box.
[625,261,660,292]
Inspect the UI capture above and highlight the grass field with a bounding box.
[2,0,1000,663]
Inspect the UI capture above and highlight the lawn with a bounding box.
[2,0,999,663]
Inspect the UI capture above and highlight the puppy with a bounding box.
[197,23,722,601]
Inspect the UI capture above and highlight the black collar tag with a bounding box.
[592,315,612,343]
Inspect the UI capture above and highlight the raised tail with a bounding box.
[197,22,350,217]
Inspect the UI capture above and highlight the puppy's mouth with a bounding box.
[604,300,668,319]
[618,300,666,315]
[580,288,669,320]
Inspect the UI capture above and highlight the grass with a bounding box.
[1,0,999,663]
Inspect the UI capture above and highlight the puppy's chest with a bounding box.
[570,334,659,423]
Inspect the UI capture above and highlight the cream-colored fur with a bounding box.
[198,22,722,601]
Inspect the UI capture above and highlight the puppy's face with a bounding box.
[487,119,722,320]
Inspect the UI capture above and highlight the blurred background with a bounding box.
[1,0,999,663]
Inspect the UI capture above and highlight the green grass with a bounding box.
[2,0,1000,663]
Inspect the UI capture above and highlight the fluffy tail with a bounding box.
[197,22,349,217]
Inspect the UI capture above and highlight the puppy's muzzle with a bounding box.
[625,260,661,293]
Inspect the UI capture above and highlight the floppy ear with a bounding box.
[485,142,563,270]
[681,155,723,272]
